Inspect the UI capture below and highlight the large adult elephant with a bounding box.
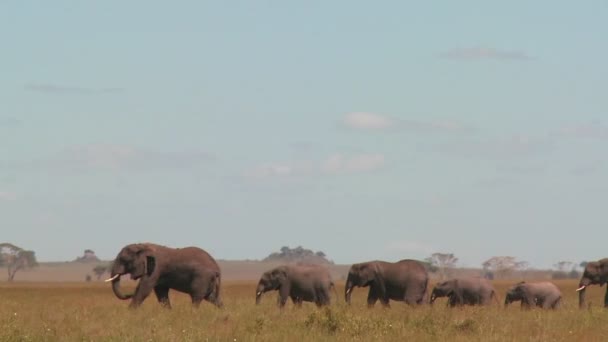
[577,258,608,308]
[105,243,222,308]
[345,259,428,307]
[430,277,497,307]
[505,281,561,309]
[255,264,336,307]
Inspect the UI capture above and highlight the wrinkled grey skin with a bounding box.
[109,243,222,309]
[430,277,497,307]
[255,265,336,307]
[345,259,428,307]
[577,258,608,308]
[505,281,562,309]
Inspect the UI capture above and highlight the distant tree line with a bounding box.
[263,246,333,265]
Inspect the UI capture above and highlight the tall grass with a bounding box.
[1,280,607,341]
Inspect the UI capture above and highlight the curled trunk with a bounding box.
[111,275,134,300]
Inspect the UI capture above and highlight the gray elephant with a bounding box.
[345,259,428,307]
[430,277,497,307]
[105,243,222,308]
[255,265,336,307]
[505,281,562,309]
[577,258,608,308]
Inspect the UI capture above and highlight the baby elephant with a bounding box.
[430,277,498,306]
[255,264,336,307]
[505,281,562,309]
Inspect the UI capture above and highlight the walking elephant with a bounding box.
[577,258,608,308]
[105,243,222,308]
[255,264,336,307]
[505,281,562,309]
[345,259,428,307]
[430,277,497,307]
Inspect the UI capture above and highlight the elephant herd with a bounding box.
[105,243,608,310]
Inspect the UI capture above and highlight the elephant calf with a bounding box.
[505,281,562,309]
[430,277,497,307]
[256,264,336,307]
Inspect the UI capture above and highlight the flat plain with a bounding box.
[2,279,608,341]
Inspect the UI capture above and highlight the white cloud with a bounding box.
[61,144,215,171]
[343,112,394,130]
[0,191,16,201]
[558,122,608,140]
[247,154,386,179]
[386,240,435,255]
[321,154,385,174]
[25,83,124,95]
[440,47,532,61]
[342,112,469,133]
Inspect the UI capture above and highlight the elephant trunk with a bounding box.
[429,291,437,305]
[107,262,133,301]
[577,278,590,309]
[345,279,354,304]
[255,284,264,305]
[110,274,133,300]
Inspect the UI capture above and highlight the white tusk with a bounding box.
[104,274,120,282]
[576,285,586,292]
[256,292,262,296]
[346,288,351,294]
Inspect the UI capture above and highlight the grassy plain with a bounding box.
[1,279,608,341]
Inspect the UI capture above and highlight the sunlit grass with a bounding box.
[1,280,607,341]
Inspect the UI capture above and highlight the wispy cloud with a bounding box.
[0,117,21,127]
[557,121,608,140]
[0,191,16,201]
[321,154,385,174]
[60,144,215,171]
[343,112,395,130]
[437,135,551,159]
[342,112,468,133]
[386,240,435,255]
[25,83,124,95]
[247,153,386,179]
[440,47,532,61]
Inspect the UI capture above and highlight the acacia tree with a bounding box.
[482,256,527,279]
[425,253,458,280]
[92,265,109,280]
[0,243,38,281]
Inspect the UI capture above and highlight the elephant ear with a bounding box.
[271,267,288,285]
[372,263,387,296]
[132,244,155,278]
[146,255,156,276]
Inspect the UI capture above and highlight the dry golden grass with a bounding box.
[1,279,608,341]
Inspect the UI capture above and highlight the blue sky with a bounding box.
[1,2,607,268]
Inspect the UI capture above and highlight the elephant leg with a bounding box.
[278,287,290,308]
[604,287,608,308]
[367,287,379,308]
[154,286,171,308]
[130,282,154,308]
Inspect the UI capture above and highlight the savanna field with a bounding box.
[2,280,608,341]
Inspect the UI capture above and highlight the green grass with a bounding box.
[1,280,607,341]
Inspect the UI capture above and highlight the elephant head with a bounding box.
[430,280,454,304]
[105,244,156,300]
[345,262,384,304]
[255,266,287,304]
[504,282,533,308]
[577,259,608,308]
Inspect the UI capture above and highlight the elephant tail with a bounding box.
[213,271,223,308]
